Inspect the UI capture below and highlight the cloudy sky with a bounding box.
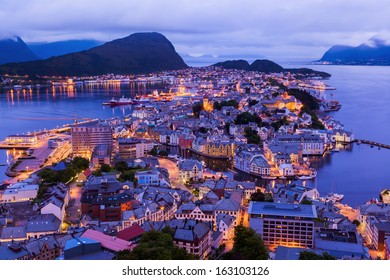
[1,0,389,62]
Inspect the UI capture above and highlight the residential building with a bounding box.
[178,159,203,183]
[0,184,38,203]
[216,214,235,241]
[248,201,317,249]
[173,220,212,260]
[26,214,62,239]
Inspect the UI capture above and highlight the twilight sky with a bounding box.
[1,0,389,62]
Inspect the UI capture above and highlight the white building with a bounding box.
[0,184,38,203]
[178,159,203,183]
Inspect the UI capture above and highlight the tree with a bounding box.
[192,103,203,118]
[244,127,261,144]
[149,146,158,156]
[299,251,336,260]
[248,99,259,107]
[301,198,313,205]
[100,164,112,173]
[213,99,238,110]
[114,229,196,260]
[352,220,361,227]
[71,157,89,171]
[250,190,265,201]
[115,161,129,172]
[221,225,268,260]
[158,150,169,157]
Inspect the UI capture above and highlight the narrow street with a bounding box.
[157,158,189,192]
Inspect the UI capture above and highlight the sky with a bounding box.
[1,0,390,63]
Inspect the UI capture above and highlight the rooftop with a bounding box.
[248,201,317,219]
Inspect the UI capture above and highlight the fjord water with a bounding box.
[1,65,390,207]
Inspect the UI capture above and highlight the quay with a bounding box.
[354,139,390,150]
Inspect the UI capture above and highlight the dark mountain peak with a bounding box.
[319,37,390,65]
[0,32,187,76]
[0,36,38,65]
[249,59,284,72]
[213,59,250,70]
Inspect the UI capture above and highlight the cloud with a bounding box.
[0,0,390,60]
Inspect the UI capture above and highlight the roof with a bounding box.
[275,246,307,260]
[248,201,317,219]
[0,226,27,240]
[117,224,145,241]
[24,235,59,255]
[0,244,29,260]
[178,159,203,171]
[26,214,61,233]
[215,197,240,212]
[81,229,137,252]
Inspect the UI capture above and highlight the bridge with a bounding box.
[354,139,390,150]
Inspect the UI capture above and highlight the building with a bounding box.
[216,214,235,241]
[248,201,317,249]
[0,184,38,203]
[135,168,170,187]
[274,134,326,155]
[173,220,212,260]
[5,134,38,145]
[250,155,271,176]
[205,141,235,158]
[23,235,61,260]
[26,214,62,239]
[91,144,111,166]
[175,203,215,225]
[81,229,137,253]
[0,226,27,242]
[117,138,155,159]
[71,122,112,158]
[178,159,203,183]
[273,184,320,204]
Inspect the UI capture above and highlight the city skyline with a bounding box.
[1,0,390,61]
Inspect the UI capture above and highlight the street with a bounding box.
[65,181,82,224]
[157,158,189,192]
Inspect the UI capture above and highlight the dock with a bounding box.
[354,139,390,150]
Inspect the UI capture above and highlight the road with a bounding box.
[157,158,189,192]
[65,181,82,224]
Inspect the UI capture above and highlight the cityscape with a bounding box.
[1,0,390,263]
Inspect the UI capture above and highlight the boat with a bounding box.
[297,169,317,180]
[103,96,133,106]
[325,192,344,202]
[133,95,151,104]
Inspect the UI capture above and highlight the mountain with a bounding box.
[318,38,390,65]
[0,32,188,76]
[28,40,103,59]
[214,59,330,77]
[213,59,250,70]
[0,36,39,65]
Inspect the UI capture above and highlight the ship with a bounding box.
[323,100,342,111]
[102,96,133,106]
[325,192,344,202]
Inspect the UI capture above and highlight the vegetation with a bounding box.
[352,220,361,227]
[221,225,268,260]
[244,127,262,144]
[213,99,239,110]
[114,229,196,260]
[270,117,290,131]
[234,112,262,126]
[299,251,336,260]
[158,150,169,157]
[100,163,112,173]
[250,190,273,202]
[192,102,204,118]
[248,99,259,107]
[38,157,89,184]
[301,198,313,205]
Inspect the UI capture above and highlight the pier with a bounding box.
[354,139,390,150]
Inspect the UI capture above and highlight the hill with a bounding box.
[318,38,390,65]
[0,36,38,65]
[0,32,188,76]
[214,59,330,77]
[28,40,103,59]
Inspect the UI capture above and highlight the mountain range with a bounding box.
[318,38,390,65]
[0,37,38,65]
[0,32,188,76]
[214,59,330,77]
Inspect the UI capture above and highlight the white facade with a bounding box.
[41,203,64,222]
[0,184,38,203]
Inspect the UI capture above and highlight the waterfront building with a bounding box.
[331,129,354,143]
[250,154,271,176]
[178,159,203,183]
[273,184,320,204]
[71,122,113,158]
[205,140,236,158]
[248,201,317,249]
[5,134,38,145]
[274,134,326,155]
